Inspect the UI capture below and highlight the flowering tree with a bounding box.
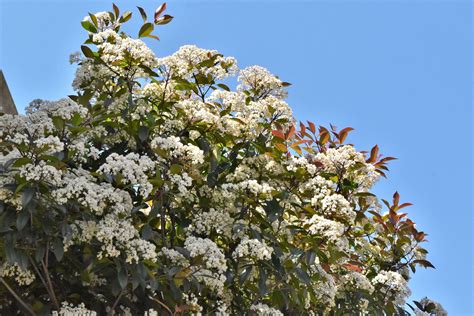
[0,4,445,315]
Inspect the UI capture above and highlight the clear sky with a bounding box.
[1,0,472,314]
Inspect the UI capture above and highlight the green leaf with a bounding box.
[81,45,95,59]
[118,267,128,289]
[112,3,120,18]
[264,198,283,222]
[119,11,132,23]
[239,266,253,285]
[258,268,267,295]
[138,22,154,38]
[217,83,230,91]
[52,239,64,261]
[138,126,149,142]
[12,157,32,168]
[81,20,97,33]
[137,6,147,22]
[413,259,435,269]
[21,187,35,207]
[155,14,173,25]
[16,211,29,231]
[169,164,182,174]
[294,267,311,285]
[141,224,153,240]
[88,13,98,27]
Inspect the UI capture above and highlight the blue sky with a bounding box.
[1,0,472,313]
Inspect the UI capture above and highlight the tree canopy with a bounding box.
[0,3,445,315]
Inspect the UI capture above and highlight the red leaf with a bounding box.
[393,191,400,207]
[272,130,285,140]
[307,121,316,134]
[338,127,354,143]
[343,263,362,272]
[368,145,379,163]
[299,122,306,135]
[286,125,296,139]
[154,3,167,23]
[398,202,413,210]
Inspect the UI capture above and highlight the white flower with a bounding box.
[158,45,237,80]
[250,303,283,316]
[34,135,64,154]
[68,214,157,264]
[339,271,374,293]
[184,236,227,273]
[238,65,287,99]
[232,238,273,261]
[151,136,204,164]
[98,153,155,197]
[0,262,36,286]
[52,174,133,215]
[187,208,234,238]
[52,302,97,316]
[372,270,411,306]
[304,215,348,252]
[19,161,63,186]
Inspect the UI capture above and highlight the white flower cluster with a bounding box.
[98,153,155,197]
[72,60,115,91]
[184,237,228,297]
[223,179,273,199]
[314,145,380,191]
[158,45,238,80]
[187,208,234,238]
[96,31,159,75]
[34,135,64,154]
[304,214,348,252]
[0,262,36,286]
[207,89,293,137]
[0,111,54,145]
[69,138,101,163]
[232,238,273,261]
[151,136,204,164]
[318,194,354,223]
[52,302,97,316]
[311,264,338,308]
[249,303,284,316]
[30,98,88,120]
[238,65,287,99]
[298,173,355,222]
[52,174,133,215]
[339,271,374,294]
[184,236,227,273]
[183,293,203,315]
[158,247,189,266]
[286,156,318,175]
[68,214,157,264]
[372,270,411,306]
[92,29,118,44]
[169,172,194,196]
[19,161,63,186]
[175,99,220,126]
[142,81,179,103]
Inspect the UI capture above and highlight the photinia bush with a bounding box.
[0,3,446,315]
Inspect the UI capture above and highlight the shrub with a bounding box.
[0,3,443,315]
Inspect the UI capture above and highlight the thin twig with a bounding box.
[109,289,124,315]
[149,295,173,315]
[0,277,35,315]
[42,243,59,309]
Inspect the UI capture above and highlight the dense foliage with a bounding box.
[0,4,445,315]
